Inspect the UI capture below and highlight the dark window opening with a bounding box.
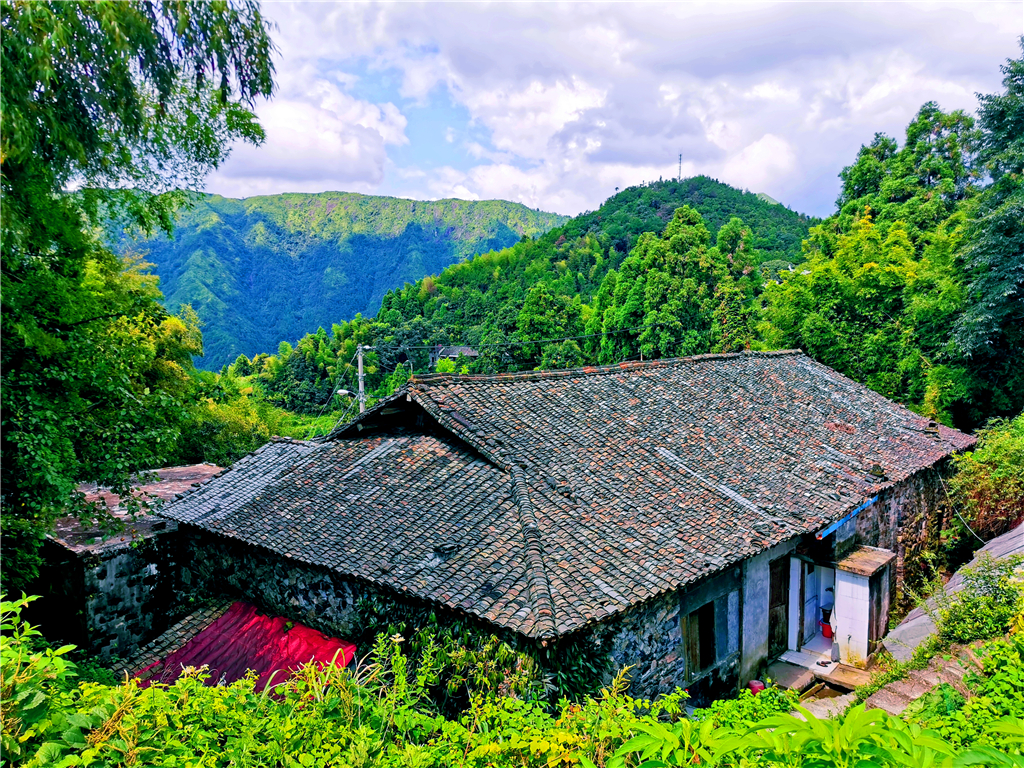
[684,601,716,677]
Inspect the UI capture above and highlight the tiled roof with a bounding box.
[54,464,222,553]
[161,351,974,639]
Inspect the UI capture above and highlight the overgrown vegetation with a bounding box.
[856,552,1023,707]
[0,0,276,592]
[126,193,570,370]
[904,636,1024,752]
[3,594,1023,768]
[937,554,1024,646]
[945,415,1024,563]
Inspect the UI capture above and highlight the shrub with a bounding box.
[5,593,1023,768]
[691,683,798,728]
[905,634,1024,751]
[0,595,77,764]
[937,553,1024,645]
[946,415,1024,557]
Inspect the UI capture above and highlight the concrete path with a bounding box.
[884,523,1023,663]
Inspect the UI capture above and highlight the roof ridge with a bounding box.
[508,463,557,639]
[410,349,804,385]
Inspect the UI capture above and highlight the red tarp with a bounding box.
[135,601,357,691]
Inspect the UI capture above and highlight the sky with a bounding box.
[204,1,1023,218]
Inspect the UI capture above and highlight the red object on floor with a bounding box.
[135,602,356,692]
[747,679,766,694]
[820,621,834,639]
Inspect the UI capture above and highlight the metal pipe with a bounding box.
[815,495,879,540]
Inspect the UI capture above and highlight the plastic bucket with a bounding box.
[820,621,833,639]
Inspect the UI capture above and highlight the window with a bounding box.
[684,601,716,676]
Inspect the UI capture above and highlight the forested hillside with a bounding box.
[214,49,1022,440]
[123,193,568,368]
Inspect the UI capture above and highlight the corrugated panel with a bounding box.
[135,602,356,692]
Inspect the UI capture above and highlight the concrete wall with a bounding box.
[737,539,798,684]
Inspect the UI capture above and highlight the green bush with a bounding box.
[947,415,1024,553]
[5,594,1023,768]
[938,554,1024,645]
[0,595,77,764]
[905,635,1024,752]
[691,683,798,728]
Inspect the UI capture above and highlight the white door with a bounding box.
[802,561,819,643]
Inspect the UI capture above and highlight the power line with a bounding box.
[305,349,358,440]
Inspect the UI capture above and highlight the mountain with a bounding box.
[373,175,817,352]
[245,176,820,414]
[550,176,813,262]
[125,192,569,369]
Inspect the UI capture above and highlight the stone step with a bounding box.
[802,692,857,720]
[936,667,972,696]
[767,660,815,692]
[864,687,913,716]
[888,675,936,701]
[907,667,942,688]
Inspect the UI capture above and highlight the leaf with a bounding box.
[61,727,87,748]
[67,713,95,729]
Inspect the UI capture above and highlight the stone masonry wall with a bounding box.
[835,464,951,593]
[34,530,180,660]
[177,527,370,640]
[601,566,742,705]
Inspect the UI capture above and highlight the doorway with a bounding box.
[768,556,789,658]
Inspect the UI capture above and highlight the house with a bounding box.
[428,344,479,369]
[156,350,974,703]
[34,464,221,658]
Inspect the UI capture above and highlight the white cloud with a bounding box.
[204,1,1021,216]
[722,134,797,193]
[207,64,407,196]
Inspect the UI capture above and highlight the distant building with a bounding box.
[428,344,479,369]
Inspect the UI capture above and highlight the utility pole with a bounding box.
[357,344,367,413]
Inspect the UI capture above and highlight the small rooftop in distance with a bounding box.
[53,464,221,554]
[837,546,896,577]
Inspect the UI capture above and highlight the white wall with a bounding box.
[802,562,819,641]
[834,570,870,665]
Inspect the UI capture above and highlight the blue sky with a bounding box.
[205,1,1023,218]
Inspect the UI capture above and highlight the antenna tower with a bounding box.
[678,154,682,181]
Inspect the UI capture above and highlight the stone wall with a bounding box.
[178,526,370,640]
[33,530,180,660]
[835,464,951,593]
[601,566,742,705]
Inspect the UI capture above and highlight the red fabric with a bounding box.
[135,602,356,692]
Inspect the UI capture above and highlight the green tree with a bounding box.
[597,206,728,362]
[953,38,1024,413]
[0,0,276,588]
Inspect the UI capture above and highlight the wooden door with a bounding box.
[768,556,790,658]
